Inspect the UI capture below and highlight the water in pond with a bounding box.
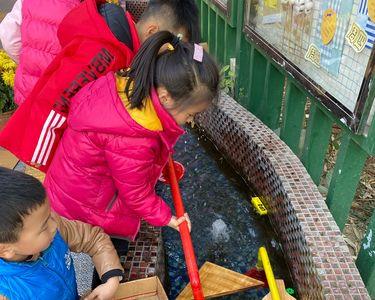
[156,127,295,299]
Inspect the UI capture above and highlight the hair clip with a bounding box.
[177,33,183,40]
[193,43,203,62]
[171,34,181,49]
[166,43,175,51]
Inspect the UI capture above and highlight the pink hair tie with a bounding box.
[193,43,203,62]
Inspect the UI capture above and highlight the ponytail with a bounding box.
[125,31,219,111]
[125,31,178,108]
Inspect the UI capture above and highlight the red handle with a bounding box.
[168,155,204,300]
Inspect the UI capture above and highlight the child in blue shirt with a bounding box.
[0,167,124,300]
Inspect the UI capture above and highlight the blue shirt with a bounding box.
[0,231,78,300]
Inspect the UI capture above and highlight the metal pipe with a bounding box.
[168,155,204,300]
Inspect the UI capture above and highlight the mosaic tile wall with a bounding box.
[196,93,370,299]
[122,221,165,282]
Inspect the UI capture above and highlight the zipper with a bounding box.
[106,191,118,212]
[39,256,75,298]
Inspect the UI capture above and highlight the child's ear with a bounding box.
[157,87,174,107]
[145,24,159,39]
[0,244,15,260]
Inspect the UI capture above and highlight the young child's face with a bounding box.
[170,101,210,125]
[157,87,211,125]
[7,200,57,260]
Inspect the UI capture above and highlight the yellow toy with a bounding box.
[251,197,268,215]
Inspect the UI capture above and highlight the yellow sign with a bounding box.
[321,8,337,45]
[265,0,278,9]
[369,0,375,23]
[305,44,321,68]
[345,22,368,53]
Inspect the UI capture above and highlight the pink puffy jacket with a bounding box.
[45,73,184,240]
[8,0,80,105]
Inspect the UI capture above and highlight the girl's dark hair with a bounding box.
[125,31,219,111]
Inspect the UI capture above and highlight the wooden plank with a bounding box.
[253,61,271,121]
[301,103,333,185]
[208,7,216,55]
[177,262,263,299]
[233,0,244,102]
[354,108,375,156]
[326,135,368,230]
[280,82,306,155]
[224,22,236,65]
[260,64,284,130]
[229,0,240,28]
[215,14,225,64]
[305,93,375,157]
[248,49,267,116]
[356,212,375,298]
[242,45,255,110]
[200,1,208,42]
[115,277,168,300]
[236,36,252,105]
[208,0,237,28]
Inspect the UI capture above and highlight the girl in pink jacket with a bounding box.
[0,0,80,105]
[44,31,220,241]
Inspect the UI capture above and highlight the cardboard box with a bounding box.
[115,276,168,300]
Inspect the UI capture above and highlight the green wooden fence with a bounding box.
[197,0,374,295]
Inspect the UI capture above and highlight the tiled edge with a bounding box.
[122,221,164,282]
[196,93,370,299]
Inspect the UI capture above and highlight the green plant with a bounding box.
[220,65,236,97]
[0,50,16,113]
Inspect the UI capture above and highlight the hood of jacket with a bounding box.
[68,72,185,149]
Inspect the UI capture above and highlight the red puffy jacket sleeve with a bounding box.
[104,140,172,227]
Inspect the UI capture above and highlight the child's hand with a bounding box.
[84,277,120,300]
[167,213,191,232]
